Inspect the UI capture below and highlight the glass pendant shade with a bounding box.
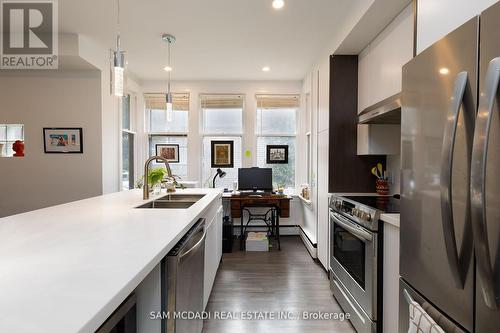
[166,92,173,122]
[112,50,125,97]
[162,34,176,123]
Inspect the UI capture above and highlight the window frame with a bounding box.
[120,93,137,190]
[0,124,24,157]
[255,95,299,189]
[144,92,190,181]
[200,93,245,188]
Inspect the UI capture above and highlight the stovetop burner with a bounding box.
[342,195,400,214]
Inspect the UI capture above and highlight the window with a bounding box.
[122,131,134,189]
[145,93,189,180]
[256,95,299,188]
[306,133,312,186]
[121,95,135,190]
[0,124,24,157]
[122,94,131,130]
[201,94,244,134]
[201,94,244,188]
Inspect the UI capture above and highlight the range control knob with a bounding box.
[361,212,372,222]
[352,208,358,216]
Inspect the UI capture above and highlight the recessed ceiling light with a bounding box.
[272,0,285,10]
[164,66,173,72]
[439,67,449,75]
[262,66,271,72]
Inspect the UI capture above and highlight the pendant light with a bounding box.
[162,34,176,122]
[112,0,125,97]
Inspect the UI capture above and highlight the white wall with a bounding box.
[417,0,499,54]
[78,35,122,194]
[0,70,103,217]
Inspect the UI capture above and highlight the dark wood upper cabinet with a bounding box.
[328,55,386,193]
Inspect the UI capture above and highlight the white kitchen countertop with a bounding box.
[380,213,400,228]
[0,188,221,333]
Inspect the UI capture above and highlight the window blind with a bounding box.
[144,93,189,111]
[256,94,300,109]
[200,94,244,109]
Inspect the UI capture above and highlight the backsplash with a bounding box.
[387,154,401,194]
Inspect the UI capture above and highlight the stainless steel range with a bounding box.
[329,195,399,333]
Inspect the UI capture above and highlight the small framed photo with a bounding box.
[155,144,180,163]
[266,145,288,164]
[43,128,83,153]
[211,140,234,168]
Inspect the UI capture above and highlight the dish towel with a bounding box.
[408,300,446,333]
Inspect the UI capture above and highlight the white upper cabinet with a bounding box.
[417,0,498,54]
[317,129,330,269]
[358,4,414,113]
[318,57,330,133]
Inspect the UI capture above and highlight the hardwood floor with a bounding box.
[202,236,355,333]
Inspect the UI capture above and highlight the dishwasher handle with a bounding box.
[180,225,206,262]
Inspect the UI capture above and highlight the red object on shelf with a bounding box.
[376,179,389,195]
[12,140,25,157]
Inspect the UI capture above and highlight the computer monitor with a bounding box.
[238,168,273,192]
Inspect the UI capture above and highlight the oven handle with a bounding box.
[330,211,373,242]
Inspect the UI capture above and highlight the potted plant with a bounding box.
[148,167,167,195]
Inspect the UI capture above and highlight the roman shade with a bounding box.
[256,94,300,109]
[144,93,190,111]
[200,94,244,109]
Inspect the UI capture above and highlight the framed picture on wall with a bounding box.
[43,128,83,153]
[211,140,234,168]
[155,144,180,163]
[266,145,288,164]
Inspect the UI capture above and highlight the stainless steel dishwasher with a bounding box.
[161,219,206,333]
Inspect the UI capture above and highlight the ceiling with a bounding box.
[59,0,366,81]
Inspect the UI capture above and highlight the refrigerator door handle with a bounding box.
[440,71,473,289]
[471,57,500,310]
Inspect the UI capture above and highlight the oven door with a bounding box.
[330,209,377,320]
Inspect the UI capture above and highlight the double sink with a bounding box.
[136,194,206,209]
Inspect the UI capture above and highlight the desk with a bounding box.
[227,193,291,250]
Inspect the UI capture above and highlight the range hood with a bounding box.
[358,93,401,124]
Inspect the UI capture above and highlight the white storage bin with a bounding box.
[245,232,269,252]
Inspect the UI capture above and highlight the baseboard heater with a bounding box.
[298,226,317,259]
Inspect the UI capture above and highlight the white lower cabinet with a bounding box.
[317,129,329,269]
[383,222,400,333]
[204,205,223,308]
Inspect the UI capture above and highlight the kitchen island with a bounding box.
[0,188,222,333]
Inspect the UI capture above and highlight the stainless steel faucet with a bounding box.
[143,155,173,200]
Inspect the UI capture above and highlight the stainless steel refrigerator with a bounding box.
[400,2,500,332]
